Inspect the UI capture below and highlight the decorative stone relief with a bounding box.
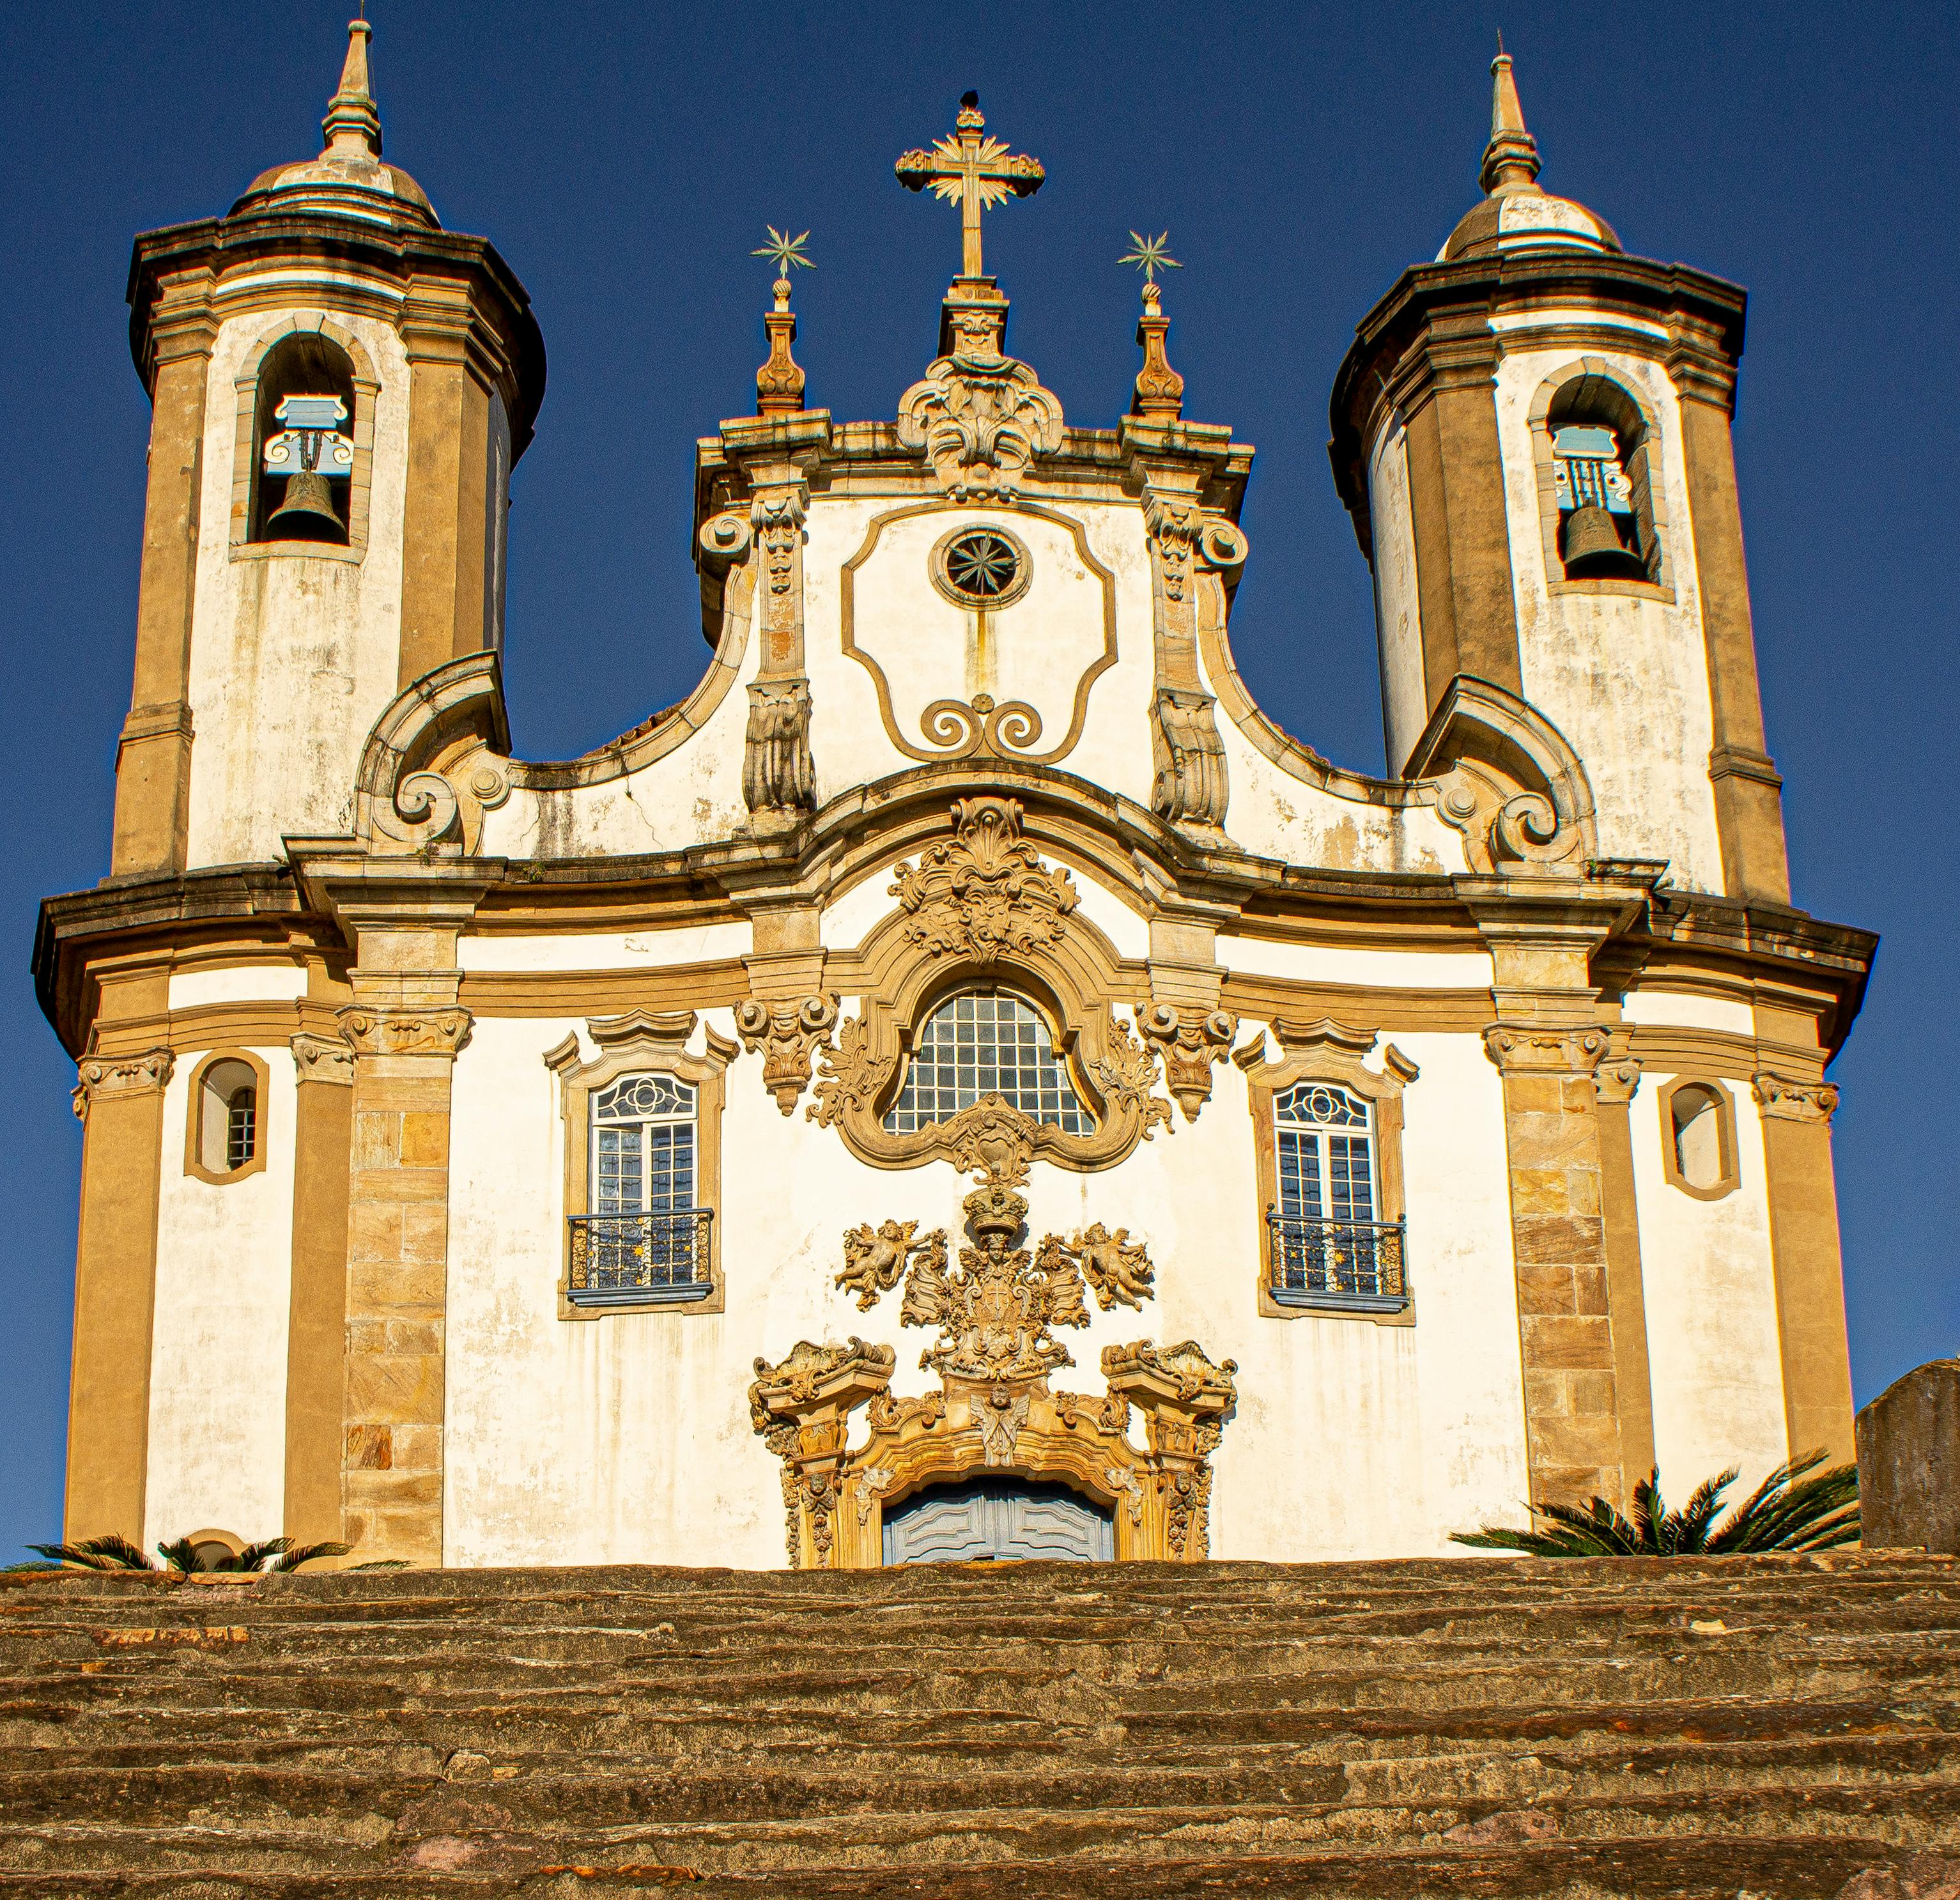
[1752,1070,1840,1125]
[1141,1003,1238,1121]
[337,1007,474,1059]
[1150,688,1230,831]
[1145,494,1200,606]
[291,1032,355,1086]
[71,1049,174,1122]
[756,1182,1230,1569]
[896,337,1065,501]
[752,488,805,605]
[891,796,1079,964]
[806,1014,896,1132]
[836,1217,946,1311]
[741,680,815,828]
[1593,1053,1643,1104]
[736,992,838,1115]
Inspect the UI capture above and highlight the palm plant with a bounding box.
[27,1534,352,1574]
[1451,1449,1859,1556]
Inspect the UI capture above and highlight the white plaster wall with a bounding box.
[1632,1076,1790,1493]
[143,1048,297,1546]
[185,298,412,869]
[441,1005,1531,1568]
[1216,935,1494,991]
[458,922,753,973]
[1367,414,1428,773]
[1619,989,1755,1035]
[168,966,309,1009]
[1491,328,1725,892]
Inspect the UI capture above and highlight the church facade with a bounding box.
[38,26,1874,1571]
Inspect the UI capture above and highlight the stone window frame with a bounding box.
[182,1047,271,1187]
[1240,1021,1417,1327]
[546,1011,737,1320]
[1657,1073,1741,1203]
[229,315,380,566]
[1527,356,1676,604]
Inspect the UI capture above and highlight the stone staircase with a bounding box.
[1,1553,1956,1897]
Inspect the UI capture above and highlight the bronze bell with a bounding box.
[1561,504,1644,580]
[266,469,344,542]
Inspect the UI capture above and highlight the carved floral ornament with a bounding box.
[752,1182,1236,1568]
[795,801,1174,1175]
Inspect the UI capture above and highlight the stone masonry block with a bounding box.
[1569,1262,1610,1316]
[1511,1168,1573,1216]
[347,1202,405,1265]
[1505,1116,1598,1172]
[383,1319,444,1357]
[351,1111,400,1170]
[399,1205,449,1265]
[1858,1359,1960,1553]
[398,1111,450,1168]
[1515,1262,1579,1317]
[344,1350,445,1425]
[1520,1314,1615,1370]
[344,1469,445,1513]
[347,1260,445,1313]
[1506,1076,1564,1115]
[1513,1214,1607,1266]
[344,1425,392,1470]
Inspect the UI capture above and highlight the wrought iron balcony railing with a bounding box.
[568,1209,714,1306]
[1265,1210,1409,1313]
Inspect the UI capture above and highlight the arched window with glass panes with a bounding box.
[569,1074,713,1306]
[1267,1081,1407,1312]
[884,991,1091,1134]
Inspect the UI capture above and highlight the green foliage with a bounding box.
[27,1534,353,1574]
[1451,1450,1859,1557]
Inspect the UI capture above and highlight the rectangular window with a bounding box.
[573,1073,711,1306]
[1267,1082,1405,1313]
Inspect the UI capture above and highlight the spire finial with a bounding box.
[753,227,812,417]
[1479,38,1541,196]
[1122,234,1184,421]
[321,17,383,160]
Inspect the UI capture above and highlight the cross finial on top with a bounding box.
[895,93,1045,282]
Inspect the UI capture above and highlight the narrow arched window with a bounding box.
[1547,374,1657,582]
[884,991,1090,1134]
[572,1074,709,1304]
[250,333,357,545]
[1663,1081,1737,1199]
[1267,1082,1405,1309]
[195,1057,260,1178]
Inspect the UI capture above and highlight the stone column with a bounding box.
[283,1033,355,1550]
[65,1038,174,1541]
[336,1000,470,1566]
[1752,1067,1856,1467]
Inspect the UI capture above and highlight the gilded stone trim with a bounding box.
[838,501,1116,767]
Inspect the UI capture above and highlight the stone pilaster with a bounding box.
[284,1033,354,1551]
[65,1037,174,1541]
[336,1000,470,1567]
[1753,1065,1856,1466]
[1593,1049,1657,1499]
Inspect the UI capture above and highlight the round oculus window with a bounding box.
[932,525,1031,608]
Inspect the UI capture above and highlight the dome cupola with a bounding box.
[1440,44,1617,261]
[230,18,437,229]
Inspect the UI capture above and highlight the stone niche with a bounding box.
[1857,1359,1960,1554]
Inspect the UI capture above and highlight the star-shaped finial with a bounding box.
[752,226,815,275]
[1118,231,1182,287]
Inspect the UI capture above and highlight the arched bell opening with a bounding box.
[881,1473,1115,1564]
[249,332,357,545]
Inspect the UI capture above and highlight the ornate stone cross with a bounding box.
[896,92,1045,280]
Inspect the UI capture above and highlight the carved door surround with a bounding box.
[803,798,1174,1175]
[838,500,1118,768]
[750,1177,1237,1569]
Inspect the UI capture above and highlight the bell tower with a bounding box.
[1329,48,1789,902]
[113,19,545,877]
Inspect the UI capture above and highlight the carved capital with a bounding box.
[291,1033,355,1087]
[1593,1054,1643,1104]
[1482,1024,1607,1077]
[1752,1070,1839,1125]
[1141,1003,1237,1122]
[336,1006,473,1059]
[737,990,837,1114]
[72,1048,174,1122]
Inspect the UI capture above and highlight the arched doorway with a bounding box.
[882,1476,1115,1564]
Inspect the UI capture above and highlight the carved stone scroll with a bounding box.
[72,1049,174,1124]
[896,335,1065,501]
[737,991,838,1115]
[1752,1070,1839,1125]
[741,680,815,830]
[1150,688,1230,831]
[336,1007,474,1059]
[890,796,1078,964]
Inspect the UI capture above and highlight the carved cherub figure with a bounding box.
[837,1220,946,1312]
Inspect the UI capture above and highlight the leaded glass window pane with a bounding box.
[1273,1083,1376,1221]
[591,1074,697,1212]
[884,992,1091,1135]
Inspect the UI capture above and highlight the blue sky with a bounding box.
[1,1,1953,1555]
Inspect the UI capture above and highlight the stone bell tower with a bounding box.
[112,19,544,877]
[1329,48,1789,904]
